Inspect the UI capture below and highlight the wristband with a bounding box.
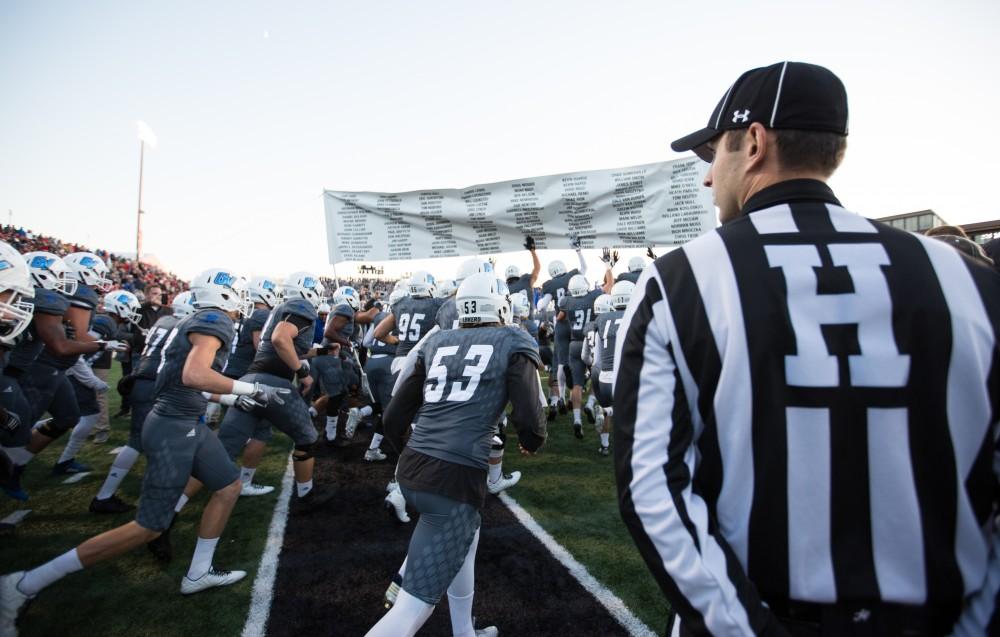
[219,394,238,407]
[295,363,309,380]
[231,380,256,396]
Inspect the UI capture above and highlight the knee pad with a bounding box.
[36,418,74,439]
[293,443,314,462]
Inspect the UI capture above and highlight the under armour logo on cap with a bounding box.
[732,109,750,123]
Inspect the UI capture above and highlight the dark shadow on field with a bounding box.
[267,428,634,637]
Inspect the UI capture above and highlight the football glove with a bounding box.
[251,383,292,406]
[523,235,536,251]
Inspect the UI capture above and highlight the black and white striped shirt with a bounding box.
[614,179,1000,635]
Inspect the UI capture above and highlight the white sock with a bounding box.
[573,409,582,424]
[548,395,558,407]
[488,463,502,484]
[240,466,256,484]
[369,433,384,450]
[96,446,140,500]
[296,479,313,497]
[18,548,84,596]
[557,367,567,399]
[586,394,596,408]
[186,536,219,580]
[446,529,480,637]
[58,414,99,463]
[359,405,373,418]
[600,432,610,448]
[325,416,337,439]
[174,493,190,514]
[364,588,434,637]
[308,406,318,418]
[1,446,33,466]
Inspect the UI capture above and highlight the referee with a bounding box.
[614,61,999,636]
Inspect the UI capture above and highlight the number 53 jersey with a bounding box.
[409,325,540,470]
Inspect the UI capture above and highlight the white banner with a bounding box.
[323,157,714,264]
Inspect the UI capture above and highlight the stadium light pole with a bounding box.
[135,121,158,261]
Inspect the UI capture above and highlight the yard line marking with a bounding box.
[241,454,294,637]
[62,472,91,484]
[0,509,31,527]
[498,492,657,637]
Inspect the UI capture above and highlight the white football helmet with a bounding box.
[435,279,458,299]
[457,273,510,326]
[190,268,252,316]
[171,291,195,318]
[388,287,408,308]
[568,274,589,297]
[548,260,566,278]
[510,291,530,320]
[456,258,494,283]
[282,272,326,309]
[408,271,436,298]
[505,265,520,281]
[24,251,78,296]
[103,289,143,326]
[611,280,635,309]
[64,252,113,292]
[628,256,646,273]
[594,293,614,315]
[333,285,361,310]
[248,276,279,308]
[0,241,35,346]
[317,302,331,315]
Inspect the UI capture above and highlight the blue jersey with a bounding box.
[36,284,100,370]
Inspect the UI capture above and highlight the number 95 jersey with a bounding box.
[409,325,540,469]
[392,295,444,358]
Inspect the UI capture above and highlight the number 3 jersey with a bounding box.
[392,295,444,357]
[408,326,540,470]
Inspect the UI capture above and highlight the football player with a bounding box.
[591,280,632,456]
[216,272,326,503]
[504,235,541,323]
[556,258,613,438]
[90,291,194,514]
[373,271,444,373]
[436,259,493,331]
[536,238,586,417]
[0,242,35,499]
[617,255,645,283]
[1,269,290,634]
[322,285,379,440]
[366,272,546,637]
[360,287,408,462]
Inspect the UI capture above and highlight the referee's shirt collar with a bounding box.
[740,178,841,216]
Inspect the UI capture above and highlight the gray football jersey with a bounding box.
[8,287,69,371]
[561,289,602,341]
[250,299,317,378]
[595,309,625,372]
[507,273,534,319]
[392,296,444,357]
[369,311,397,356]
[152,309,235,419]
[435,297,459,331]
[134,315,180,379]
[409,326,540,470]
[224,307,269,379]
[616,271,641,284]
[541,268,579,313]
[36,284,100,370]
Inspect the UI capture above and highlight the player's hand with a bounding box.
[611,250,620,267]
[569,232,581,250]
[523,235,536,251]
[100,339,129,353]
[600,247,611,265]
[299,374,314,394]
[646,246,657,260]
[234,395,264,413]
[251,383,292,406]
[0,407,20,433]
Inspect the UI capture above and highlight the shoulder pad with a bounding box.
[510,329,542,367]
[189,310,234,340]
[32,288,70,315]
[284,300,317,320]
[71,285,100,310]
[333,303,354,318]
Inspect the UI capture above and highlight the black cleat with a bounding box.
[573,423,583,439]
[291,488,335,514]
[147,518,175,563]
[547,406,557,422]
[89,495,135,514]
[557,399,567,415]
[583,404,596,424]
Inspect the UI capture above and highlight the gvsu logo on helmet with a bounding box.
[213,272,234,287]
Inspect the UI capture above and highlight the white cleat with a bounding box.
[487,470,521,495]
[475,627,499,637]
[239,482,275,497]
[364,448,387,462]
[0,572,32,637]
[180,567,247,595]
[384,487,410,523]
[344,408,362,439]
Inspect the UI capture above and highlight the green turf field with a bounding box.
[1,367,670,636]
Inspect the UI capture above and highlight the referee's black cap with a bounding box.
[671,61,849,162]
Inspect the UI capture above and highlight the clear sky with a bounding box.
[2,0,998,283]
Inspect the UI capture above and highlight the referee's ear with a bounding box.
[745,122,771,173]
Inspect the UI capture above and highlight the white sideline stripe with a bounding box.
[1,509,31,526]
[241,453,295,637]
[498,492,657,637]
[61,472,91,484]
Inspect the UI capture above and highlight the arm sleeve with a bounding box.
[506,354,546,452]
[613,268,782,636]
[362,325,376,348]
[582,337,594,367]
[383,359,426,454]
[576,249,587,276]
[66,356,104,388]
